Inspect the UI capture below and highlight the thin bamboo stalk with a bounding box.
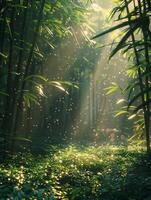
[10,0,29,152]
[0,0,6,69]
[2,6,16,154]
[15,0,45,134]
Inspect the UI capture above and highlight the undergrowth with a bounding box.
[0,145,151,200]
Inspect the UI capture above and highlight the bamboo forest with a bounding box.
[1,0,151,199]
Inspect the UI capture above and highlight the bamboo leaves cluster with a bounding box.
[93,0,151,153]
[0,0,86,157]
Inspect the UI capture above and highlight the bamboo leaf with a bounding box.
[35,85,46,97]
[92,18,139,39]
[23,91,40,107]
[133,100,151,113]
[128,114,137,120]
[50,83,69,95]
[0,91,9,96]
[104,82,121,95]
[12,136,32,142]
[109,23,139,59]
[128,88,151,110]
[0,52,7,59]
[6,18,12,39]
[24,75,48,82]
[115,110,129,117]
[116,99,126,104]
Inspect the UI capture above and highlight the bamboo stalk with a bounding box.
[1,5,16,155]
[138,0,151,153]
[14,0,46,133]
[142,0,151,151]
[0,0,6,69]
[9,0,29,152]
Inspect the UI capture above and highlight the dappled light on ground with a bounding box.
[0,145,150,199]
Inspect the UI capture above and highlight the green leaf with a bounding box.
[128,114,137,120]
[126,67,138,78]
[0,52,7,59]
[116,99,126,104]
[35,85,46,97]
[92,18,139,39]
[133,100,151,113]
[115,110,129,117]
[23,91,40,107]
[24,75,48,82]
[109,23,140,59]
[0,91,9,96]
[59,81,79,89]
[12,136,32,142]
[6,18,12,39]
[104,82,121,95]
[128,88,151,110]
[49,81,69,94]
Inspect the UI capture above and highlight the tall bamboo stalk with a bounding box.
[139,0,151,153]
[0,0,6,160]
[9,0,29,152]
[14,0,46,136]
[0,0,6,69]
[2,5,16,154]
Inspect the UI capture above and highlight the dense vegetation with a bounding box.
[0,0,94,156]
[0,145,151,200]
[93,0,151,154]
[0,0,129,156]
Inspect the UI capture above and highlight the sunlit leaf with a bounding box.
[116,99,126,104]
[0,52,7,59]
[24,75,48,82]
[36,85,46,97]
[115,110,129,117]
[92,18,139,39]
[104,82,121,95]
[128,114,137,120]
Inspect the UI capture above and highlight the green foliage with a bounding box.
[104,82,122,95]
[0,0,90,153]
[0,145,151,200]
[93,0,151,152]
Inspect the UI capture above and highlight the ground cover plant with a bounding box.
[0,145,151,200]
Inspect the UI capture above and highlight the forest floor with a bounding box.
[0,145,151,200]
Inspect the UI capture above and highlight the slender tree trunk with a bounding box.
[14,0,46,135]
[1,6,16,155]
[10,0,29,152]
[0,1,6,161]
[138,0,151,154]
[0,0,6,69]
